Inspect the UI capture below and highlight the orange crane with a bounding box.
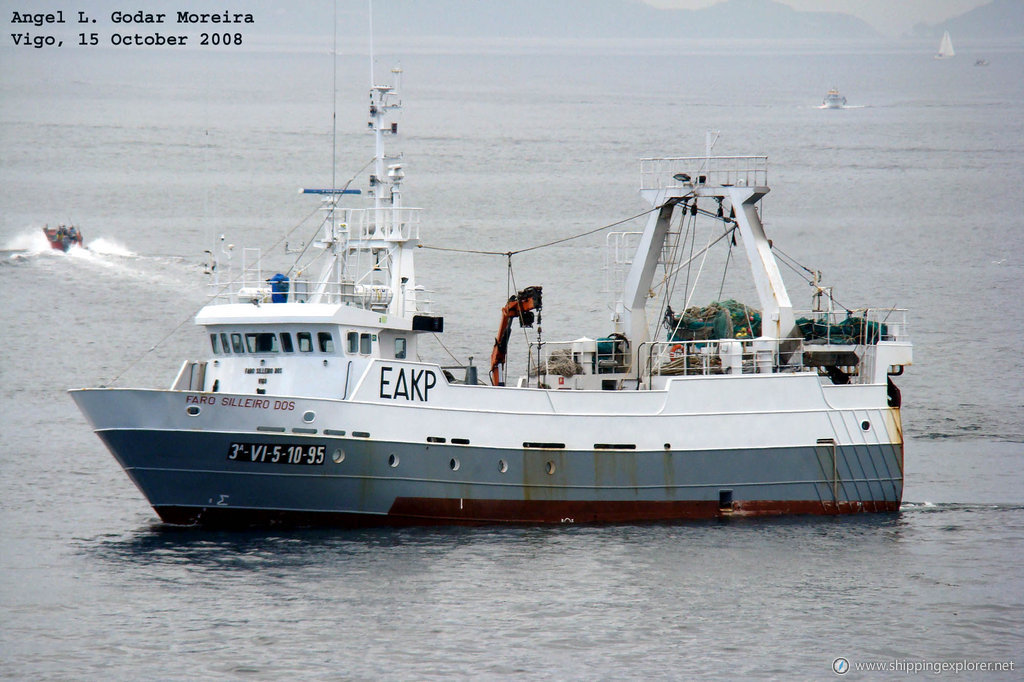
[490,285,543,386]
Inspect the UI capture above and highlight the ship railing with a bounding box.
[793,307,910,346]
[206,246,273,303]
[335,206,421,242]
[640,156,768,191]
[525,341,597,382]
[604,231,641,295]
[403,285,436,314]
[641,338,805,380]
[207,274,436,314]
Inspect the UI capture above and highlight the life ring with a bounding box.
[669,344,684,360]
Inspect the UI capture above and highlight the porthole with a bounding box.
[332,448,345,464]
[303,410,316,423]
[546,461,556,475]
[186,405,201,417]
[861,420,871,431]
[449,457,460,472]
[498,459,508,474]
[388,454,399,468]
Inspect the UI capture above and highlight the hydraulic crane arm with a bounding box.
[489,285,543,386]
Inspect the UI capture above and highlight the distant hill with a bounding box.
[911,0,1024,40]
[364,0,882,40]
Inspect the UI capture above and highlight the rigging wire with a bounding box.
[658,204,687,343]
[682,212,721,312]
[662,204,693,344]
[682,202,697,312]
[652,224,737,294]
[772,245,816,278]
[505,255,536,385]
[771,246,854,314]
[417,204,665,258]
[430,331,464,366]
[717,235,733,301]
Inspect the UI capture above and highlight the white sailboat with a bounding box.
[935,31,955,59]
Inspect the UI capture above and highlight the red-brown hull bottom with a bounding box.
[155,497,901,528]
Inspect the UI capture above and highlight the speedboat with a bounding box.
[43,225,84,252]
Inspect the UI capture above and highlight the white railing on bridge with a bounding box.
[337,206,421,242]
[640,156,768,192]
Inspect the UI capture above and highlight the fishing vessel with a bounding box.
[935,31,955,59]
[821,88,847,109]
[43,224,83,251]
[71,68,913,527]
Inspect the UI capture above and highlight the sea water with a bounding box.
[1,39,1022,679]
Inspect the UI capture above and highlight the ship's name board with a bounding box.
[379,366,437,402]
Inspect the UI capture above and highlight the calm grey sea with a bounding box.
[2,32,1023,680]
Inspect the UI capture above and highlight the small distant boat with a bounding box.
[822,88,847,109]
[975,58,990,67]
[43,224,84,252]
[935,31,955,59]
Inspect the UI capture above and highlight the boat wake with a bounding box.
[816,104,868,110]
[2,229,52,257]
[81,237,136,258]
[901,501,1024,513]
[2,229,136,262]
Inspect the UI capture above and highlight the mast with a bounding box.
[298,1,420,319]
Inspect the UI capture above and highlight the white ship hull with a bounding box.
[71,367,904,526]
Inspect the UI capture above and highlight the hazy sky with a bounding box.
[645,0,992,37]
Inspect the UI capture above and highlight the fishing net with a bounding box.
[665,301,884,344]
[531,348,583,377]
[664,300,761,341]
[795,315,886,345]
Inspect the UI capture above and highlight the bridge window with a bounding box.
[230,333,244,354]
[347,331,359,354]
[220,333,231,354]
[210,334,220,354]
[280,332,294,353]
[395,337,407,359]
[245,332,280,353]
[297,332,313,353]
[318,332,335,353]
[359,333,372,354]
